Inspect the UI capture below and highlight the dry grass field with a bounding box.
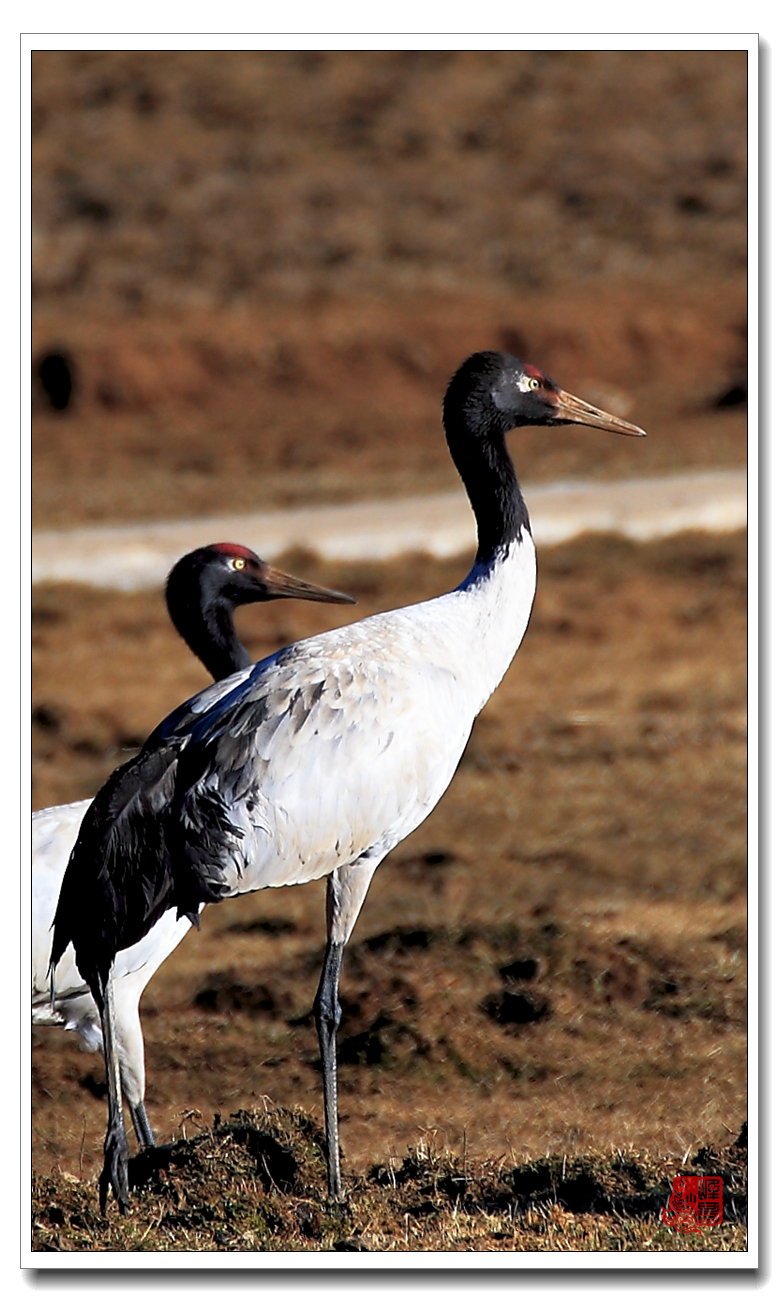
[32,533,747,1251]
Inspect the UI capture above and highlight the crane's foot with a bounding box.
[99,1116,131,1215]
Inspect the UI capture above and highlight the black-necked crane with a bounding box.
[35,543,354,1151]
[52,352,645,1212]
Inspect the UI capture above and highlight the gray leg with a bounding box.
[314,856,382,1202]
[95,973,131,1214]
[314,939,344,1200]
[130,1100,155,1150]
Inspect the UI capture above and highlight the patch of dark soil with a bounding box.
[710,926,747,950]
[79,1073,107,1101]
[193,971,287,1018]
[458,917,742,1027]
[395,849,458,887]
[35,350,76,411]
[642,978,726,1023]
[214,1117,302,1192]
[223,916,298,936]
[338,1013,430,1069]
[359,925,442,956]
[498,957,540,982]
[32,703,61,731]
[506,1146,748,1225]
[714,379,747,408]
[481,988,551,1027]
[565,947,644,1004]
[456,918,564,968]
[647,533,748,593]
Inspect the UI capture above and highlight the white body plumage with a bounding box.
[179,531,536,902]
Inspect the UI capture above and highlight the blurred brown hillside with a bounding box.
[32,50,748,528]
[33,50,746,306]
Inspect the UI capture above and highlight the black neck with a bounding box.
[167,577,253,683]
[189,599,253,681]
[443,406,530,566]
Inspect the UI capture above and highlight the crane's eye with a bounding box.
[231,557,246,570]
[527,377,540,390]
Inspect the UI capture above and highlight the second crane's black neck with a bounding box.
[443,391,530,567]
[191,598,253,682]
[166,567,253,683]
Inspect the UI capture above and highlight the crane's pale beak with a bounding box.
[551,388,646,437]
[260,565,357,605]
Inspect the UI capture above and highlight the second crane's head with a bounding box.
[164,543,355,682]
[166,542,355,623]
[444,351,646,443]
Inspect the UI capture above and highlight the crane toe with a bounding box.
[100,1119,131,1215]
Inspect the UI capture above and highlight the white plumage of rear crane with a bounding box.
[33,799,190,1144]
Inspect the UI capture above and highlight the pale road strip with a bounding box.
[32,469,747,592]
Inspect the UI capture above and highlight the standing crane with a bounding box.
[35,543,354,1149]
[52,351,644,1212]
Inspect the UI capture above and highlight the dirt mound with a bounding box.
[31,1104,747,1252]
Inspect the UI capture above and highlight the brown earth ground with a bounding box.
[31,50,748,1250]
[32,285,747,530]
[32,532,747,1250]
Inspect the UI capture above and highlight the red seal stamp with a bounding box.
[662,1175,724,1231]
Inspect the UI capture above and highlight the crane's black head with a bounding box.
[444,351,646,442]
[166,543,355,620]
[165,543,355,681]
[443,351,645,564]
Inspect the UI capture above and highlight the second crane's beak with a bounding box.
[550,388,646,438]
[260,564,357,605]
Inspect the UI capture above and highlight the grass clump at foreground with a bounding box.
[32,1105,747,1253]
